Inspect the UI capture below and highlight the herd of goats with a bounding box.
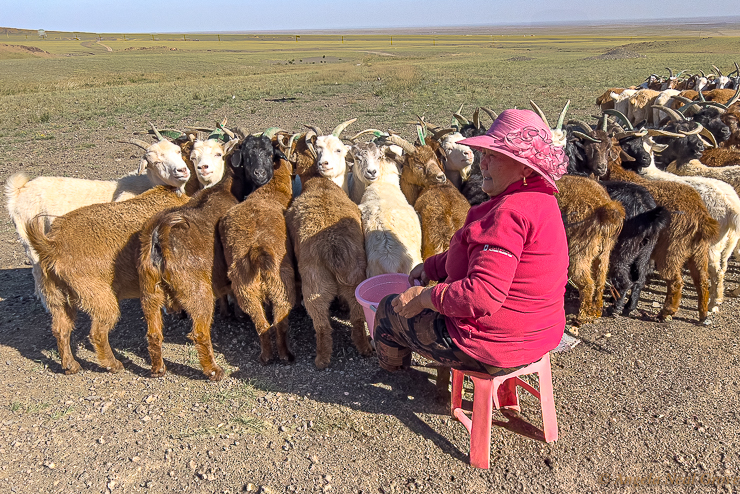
[3,64,740,381]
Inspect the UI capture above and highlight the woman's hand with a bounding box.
[391,285,435,318]
[408,263,430,287]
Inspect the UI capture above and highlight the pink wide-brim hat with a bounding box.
[458,109,569,191]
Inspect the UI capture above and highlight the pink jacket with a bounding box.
[424,174,569,367]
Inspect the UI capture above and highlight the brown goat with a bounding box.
[556,175,625,327]
[389,135,470,260]
[25,141,201,375]
[138,134,280,380]
[285,130,373,369]
[701,147,740,167]
[219,150,296,365]
[605,154,719,322]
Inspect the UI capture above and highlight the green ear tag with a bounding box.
[416,125,426,146]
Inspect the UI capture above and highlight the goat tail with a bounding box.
[141,213,187,275]
[5,172,31,218]
[698,214,720,244]
[230,246,276,288]
[595,201,626,238]
[25,215,56,274]
[622,206,671,240]
[328,235,366,287]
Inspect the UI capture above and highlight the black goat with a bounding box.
[601,181,670,315]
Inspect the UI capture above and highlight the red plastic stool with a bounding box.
[450,352,558,469]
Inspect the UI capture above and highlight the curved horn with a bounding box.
[699,126,718,147]
[673,95,696,106]
[349,129,387,142]
[472,108,480,130]
[727,86,740,107]
[148,121,164,141]
[121,138,152,150]
[680,122,703,136]
[666,67,673,78]
[646,129,685,138]
[331,118,357,138]
[651,105,685,123]
[262,127,285,139]
[599,113,608,132]
[682,100,728,113]
[431,128,456,141]
[572,131,601,143]
[384,134,416,155]
[529,100,550,128]
[303,128,318,159]
[555,100,570,132]
[712,65,723,77]
[603,109,633,130]
[480,106,498,124]
[304,125,323,137]
[568,119,594,133]
[219,125,236,140]
[453,113,469,125]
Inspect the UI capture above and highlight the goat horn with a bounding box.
[456,103,464,115]
[614,129,648,140]
[555,100,570,132]
[568,119,594,133]
[599,113,608,132]
[529,100,550,128]
[651,105,685,123]
[699,126,718,148]
[727,86,740,107]
[646,129,684,138]
[453,113,469,125]
[673,95,695,106]
[698,90,706,102]
[572,131,601,143]
[603,109,633,130]
[712,65,723,77]
[331,118,357,138]
[480,106,498,124]
[235,126,250,140]
[121,138,151,150]
[349,129,386,142]
[262,127,284,139]
[219,125,236,140]
[431,128,456,141]
[666,67,673,78]
[302,131,318,160]
[700,70,706,77]
[472,108,480,130]
[676,70,686,78]
[148,122,165,141]
[682,100,728,113]
[680,122,703,136]
[416,125,426,146]
[383,134,416,155]
[304,125,323,137]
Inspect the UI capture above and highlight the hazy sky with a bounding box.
[2,0,739,33]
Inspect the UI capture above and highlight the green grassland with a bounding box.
[1,29,739,141]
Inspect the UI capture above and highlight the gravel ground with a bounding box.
[1,113,740,494]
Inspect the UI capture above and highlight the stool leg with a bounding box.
[469,376,494,469]
[495,377,521,413]
[537,368,559,443]
[450,369,464,417]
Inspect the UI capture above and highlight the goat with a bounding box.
[138,133,280,380]
[23,152,201,375]
[6,127,192,309]
[353,140,423,277]
[285,125,374,369]
[219,138,296,365]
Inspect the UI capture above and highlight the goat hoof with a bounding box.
[259,354,273,365]
[207,366,224,382]
[281,351,296,363]
[658,314,673,322]
[151,366,167,378]
[314,357,330,370]
[702,318,713,326]
[64,361,82,375]
[107,360,124,373]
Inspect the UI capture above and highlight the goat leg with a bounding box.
[49,302,81,374]
[187,310,223,381]
[688,254,711,322]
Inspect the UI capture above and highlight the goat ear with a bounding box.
[137,158,148,175]
[230,150,243,169]
[273,149,288,165]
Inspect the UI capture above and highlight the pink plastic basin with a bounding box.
[355,273,411,339]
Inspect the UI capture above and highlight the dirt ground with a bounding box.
[2,115,740,494]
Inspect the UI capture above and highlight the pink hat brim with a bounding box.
[458,134,560,192]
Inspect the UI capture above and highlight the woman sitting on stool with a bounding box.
[374,109,570,377]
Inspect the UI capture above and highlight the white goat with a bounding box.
[354,142,422,276]
[311,119,356,196]
[190,138,239,188]
[5,132,190,308]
